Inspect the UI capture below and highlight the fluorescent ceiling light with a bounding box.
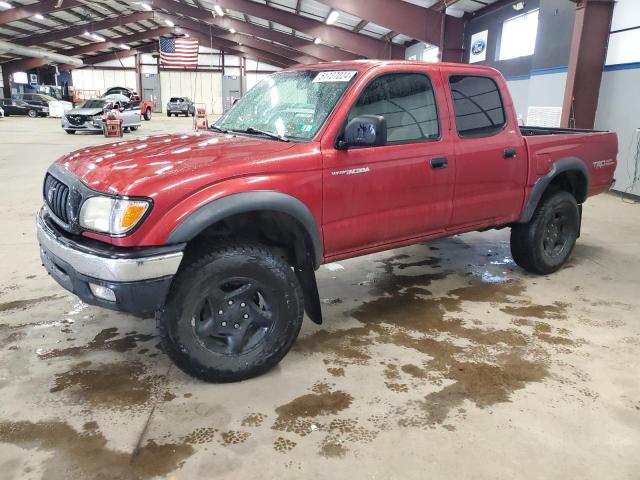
[92,33,106,41]
[184,33,189,37]
[213,5,224,16]
[119,44,131,50]
[33,13,44,20]
[164,19,174,27]
[314,38,322,45]
[513,1,526,11]
[136,2,152,11]
[229,28,236,33]
[0,1,12,9]
[326,10,339,25]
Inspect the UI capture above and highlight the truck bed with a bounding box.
[520,126,607,136]
[521,127,618,198]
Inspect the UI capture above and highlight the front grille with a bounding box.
[67,114,87,126]
[44,174,70,223]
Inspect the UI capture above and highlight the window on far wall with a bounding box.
[498,9,539,60]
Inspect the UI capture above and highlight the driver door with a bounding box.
[321,70,454,258]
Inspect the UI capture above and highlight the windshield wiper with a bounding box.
[209,124,228,133]
[243,127,290,142]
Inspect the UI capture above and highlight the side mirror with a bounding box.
[338,115,387,150]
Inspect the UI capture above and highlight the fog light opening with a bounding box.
[89,283,116,302]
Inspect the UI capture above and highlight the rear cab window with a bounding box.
[346,72,440,145]
[448,75,506,138]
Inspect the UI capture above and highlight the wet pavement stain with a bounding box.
[400,352,548,427]
[501,302,569,319]
[273,437,297,453]
[50,361,165,409]
[220,430,251,445]
[292,251,574,437]
[40,327,155,359]
[272,390,353,436]
[182,427,218,445]
[0,420,194,480]
[0,295,60,312]
[241,413,266,427]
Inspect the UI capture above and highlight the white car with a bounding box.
[0,105,4,118]
[19,93,72,118]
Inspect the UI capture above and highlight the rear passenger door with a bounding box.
[322,70,454,257]
[445,74,526,228]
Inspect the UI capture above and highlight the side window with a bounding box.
[449,75,506,138]
[347,73,439,144]
[23,94,32,101]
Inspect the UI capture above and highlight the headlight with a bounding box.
[79,196,151,235]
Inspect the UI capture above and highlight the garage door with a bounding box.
[71,69,137,96]
[160,71,222,116]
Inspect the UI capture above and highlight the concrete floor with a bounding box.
[0,115,639,480]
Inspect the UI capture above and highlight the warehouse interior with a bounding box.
[0,1,639,478]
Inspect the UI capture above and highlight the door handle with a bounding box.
[504,148,517,159]
[430,157,448,169]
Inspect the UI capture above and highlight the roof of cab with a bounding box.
[284,59,501,77]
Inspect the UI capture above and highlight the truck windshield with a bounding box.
[215,70,357,141]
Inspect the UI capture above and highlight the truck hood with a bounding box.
[55,131,296,196]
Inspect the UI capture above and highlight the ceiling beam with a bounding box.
[317,0,452,46]
[14,11,155,46]
[83,43,157,66]
[211,0,403,58]
[151,0,360,61]
[153,11,314,64]
[0,0,83,26]
[179,28,294,68]
[57,27,173,57]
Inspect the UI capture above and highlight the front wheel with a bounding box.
[65,129,76,134]
[144,108,152,121]
[158,243,304,382]
[510,190,580,275]
[27,109,37,118]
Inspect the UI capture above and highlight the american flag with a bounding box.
[159,37,199,68]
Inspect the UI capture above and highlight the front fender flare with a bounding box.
[166,191,323,269]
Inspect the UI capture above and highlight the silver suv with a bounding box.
[166,97,195,117]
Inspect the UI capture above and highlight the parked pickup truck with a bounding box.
[37,61,617,382]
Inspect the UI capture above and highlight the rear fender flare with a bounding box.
[518,157,589,223]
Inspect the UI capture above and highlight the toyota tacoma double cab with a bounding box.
[37,61,617,382]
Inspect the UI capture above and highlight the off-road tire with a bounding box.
[158,243,304,382]
[511,190,579,275]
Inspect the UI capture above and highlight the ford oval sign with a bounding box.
[471,39,486,55]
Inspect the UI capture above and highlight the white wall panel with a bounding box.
[160,71,222,115]
[610,0,640,31]
[71,69,136,96]
[606,29,640,66]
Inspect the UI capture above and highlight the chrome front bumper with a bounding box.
[37,213,183,283]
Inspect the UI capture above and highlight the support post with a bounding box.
[560,0,614,129]
[2,66,11,98]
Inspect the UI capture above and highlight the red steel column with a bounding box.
[560,0,614,128]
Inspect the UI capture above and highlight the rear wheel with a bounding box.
[158,243,304,382]
[510,190,580,275]
[65,129,76,134]
[144,108,152,121]
[167,112,171,117]
[27,109,37,118]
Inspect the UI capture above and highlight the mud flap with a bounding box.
[577,204,582,238]
[295,261,322,325]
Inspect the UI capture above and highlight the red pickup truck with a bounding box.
[37,60,617,382]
